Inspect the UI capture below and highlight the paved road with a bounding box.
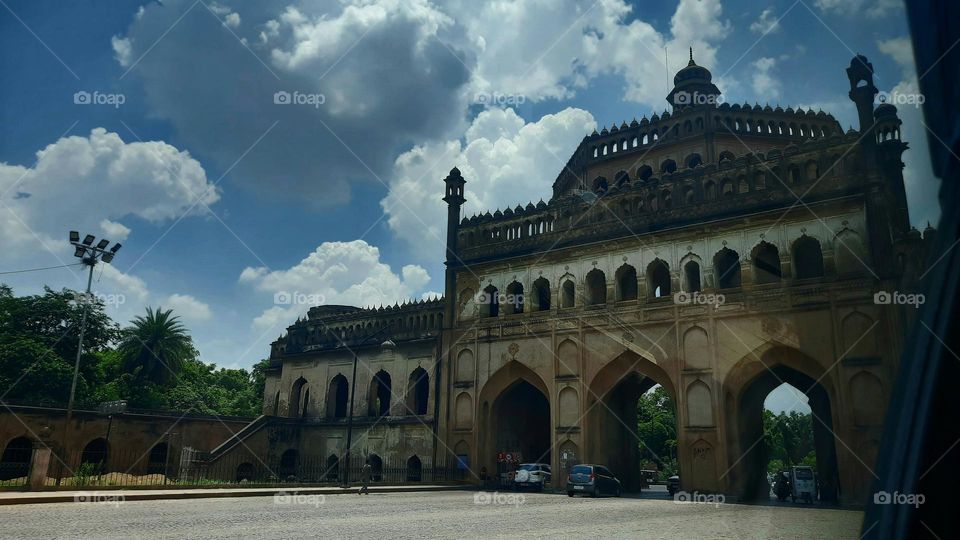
[0,491,864,539]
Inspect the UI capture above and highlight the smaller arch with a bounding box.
[325,454,340,482]
[406,455,423,482]
[752,241,782,284]
[560,279,575,308]
[660,159,677,174]
[793,236,825,279]
[585,269,607,305]
[683,259,702,292]
[615,264,638,301]
[637,165,653,181]
[531,277,550,311]
[714,247,742,289]
[648,259,671,298]
[504,281,524,315]
[684,153,703,169]
[407,367,430,415]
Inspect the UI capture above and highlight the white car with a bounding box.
[513,463,551,491]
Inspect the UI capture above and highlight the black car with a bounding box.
[667,475,680,496]
[566,464,621,497]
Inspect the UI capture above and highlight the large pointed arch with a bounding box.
[477,361,551,474]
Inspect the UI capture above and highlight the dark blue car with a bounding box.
[566,464,622,497]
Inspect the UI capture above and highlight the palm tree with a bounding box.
[119,307,195,385]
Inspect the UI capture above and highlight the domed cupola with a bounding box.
[873,102,902,143]
[666,47,722,110]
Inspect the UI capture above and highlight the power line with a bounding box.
[0,262,83,275]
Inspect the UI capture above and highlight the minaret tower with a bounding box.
[442,167,466,263]
[846,54,879,153]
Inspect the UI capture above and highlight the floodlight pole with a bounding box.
[55,232,121,486]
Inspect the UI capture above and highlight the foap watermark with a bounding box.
[875,90,925,108]
[73,291,126,309]
[674,291,725,307]
[74,492,125,507]
[473,491,525,507]
[874,290,925,308]
[473,92,526,108]
[672,90,723,107]
[273,491,326,507]
[273,90,326,108]
[673,490,725,508]
[874,490,924,508]
[73,90,126,108]
[274,291,326,306]
[475,291,524,310]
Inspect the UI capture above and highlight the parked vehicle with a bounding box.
[513,463,551,491]
[566,464,622,497]
[639,469,657,489]
[773,471,791,501]
[790,466,816,504]
[667,475,680,496]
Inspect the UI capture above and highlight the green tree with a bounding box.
[636,385,678,477]
[118,307,196,385]
[0,285,119,405]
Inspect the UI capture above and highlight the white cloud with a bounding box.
[749,8,780,35]
[0,127,217,257]
[165,293,213,322]
[100,219,131,241]
[814,0,902,18]
[240,240,432,332]
[111,36,133,68]
[751,57,780,100]
[381,106,596,261]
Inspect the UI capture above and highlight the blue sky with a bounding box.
[0,0,936,416]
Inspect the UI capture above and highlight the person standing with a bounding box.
[359,459,372,495]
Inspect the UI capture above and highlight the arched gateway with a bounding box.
[477,361,551,474]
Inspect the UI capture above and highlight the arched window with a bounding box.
[637,165,653,181]
[560,280,575,308]
[805,160,819,181]
[615,264,638,301]
[236,462,254,482]
[325,454,340,481]
[368,370,392,417]
[279,449,298,478]
[406,455,422,482]
[504,281,524,315]
[752,242,782,284]
[480,285,499,317]
[407,367,429,415]
[289,376,307,418]
[685,153,703,169]
[648,259,671,298]
[593,176,609,194]
[585,269,607,305]
[683,260,702,292]
[719,150,735,163]
[660,159,677,174]
[614,170,630,188]
[147,442,168,474]
[714,248,742,289]
[793,236,824,279]
[532,277,551,311]
[683,186,694,205]
[721,178,735,197]
[327,374,348,418]
[788,165,801,184]
[80,438,109,473]
[1,437,33,480]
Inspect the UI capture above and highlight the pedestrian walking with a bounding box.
[359,459,372,495]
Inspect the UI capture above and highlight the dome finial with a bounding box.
[688,46,695,66]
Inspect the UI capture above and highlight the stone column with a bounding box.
[28,443,53,490]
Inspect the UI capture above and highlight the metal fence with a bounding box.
[9,447,469,489]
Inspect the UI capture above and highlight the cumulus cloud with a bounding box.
[112,0,472,207]
[165,293,213,322]
[240,240,432,332]
[749,8,780,35]
[381,107,596,261]
[111,0,729,210]
[751,57,780,100]
[0,127,217,256]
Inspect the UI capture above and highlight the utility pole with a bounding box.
[55,232,122,485]
[341,325,391,487]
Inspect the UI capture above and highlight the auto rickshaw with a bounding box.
[790,466,816,503]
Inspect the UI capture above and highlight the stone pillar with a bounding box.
[28,443,52,490]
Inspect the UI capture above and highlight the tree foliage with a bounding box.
[636,385,678,478]
[763,409,816,475]
[0,285,264,417]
